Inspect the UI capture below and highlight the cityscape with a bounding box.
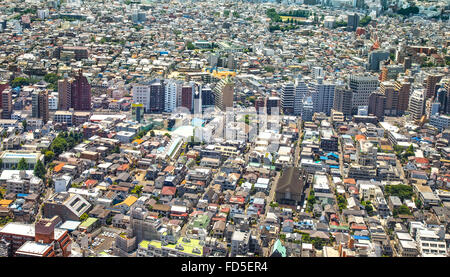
[0,0,449,259]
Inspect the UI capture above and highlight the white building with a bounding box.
[416,229,447,257]
[408,89,426,121]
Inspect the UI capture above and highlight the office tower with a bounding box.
[149,79,165,113]
[32,90,49,124]
[436,87,448,114]
[311,78,335,116]
[281,82,295,115]
[333,86,353,118]
[293,79,308,116]
[380,81,398,116]
[266,96,280,115]
[302,97,314,122]
[409,89,426,121]
[349,74,379,114]
[395,79,412,114]
[424,73,444,99]
[368,91,386,121]
[200,85,214,109]
[132,103,144,123]
[70,70,91,111]
[214,77,234,111]
[347,13,359,31]
[164,79,180,113]
[368,50,390,72]
[181,84,193,112]
[1,89,12,119]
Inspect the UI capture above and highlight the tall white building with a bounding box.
[48,92,58,110]
[349,74,379,114]
[132,84,151,112]
[294,79,309,116]
[164,79,181,113]
[408,89,426,121]
[312,67,324,79]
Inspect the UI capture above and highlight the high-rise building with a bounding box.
[214,78,234,111]
[181,84,194,112]
[436,87,448,114]
[0,81,8,107]
[380,64,404,82]
[1,89,12,119]
[368,50,390,72]
[266,96,280,115]
[349,74,379,114]
[311,78,335,116]
[312,67,324,79]
[281,82,295,115]
[133,84,151,112]
[70,70,91,111]
[347,13,359,31]
[333,86,353,118]
[293,79,308,116]
[148,80,165,113]
[32,90,49,124]
[380,81,398,116]
[164,79,179,113]
[132,103,144,123]
[302,96,314,122]
[368,91,386,121]
[200,85,214,109]
[57,77,71,111]
[424,73,444,99]
[395,78,412,114]
[409,89,426,121]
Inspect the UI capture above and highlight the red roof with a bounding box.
[350,223,367,230]
[161,186,177,196]
[415,157,429,164]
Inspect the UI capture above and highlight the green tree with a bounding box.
[80,213,89,221]
[17,158,28,170]
[11,77,30,88]
[186,41,195,50]
[44,151,55,164]
[34,160,47,180]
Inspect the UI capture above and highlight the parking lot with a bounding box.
[92,231,117,253]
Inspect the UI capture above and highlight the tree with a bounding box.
[22,120,27,130]
[164,133,171,139]
[112,145,120,154]
[150,130,155,137]
[34,160,47,180]
[44,151,55,164]
[17,158,28,170]
[186,41,195,50]
[11,77,30,88]
[80,213,89,221]
[132,185,143,196]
